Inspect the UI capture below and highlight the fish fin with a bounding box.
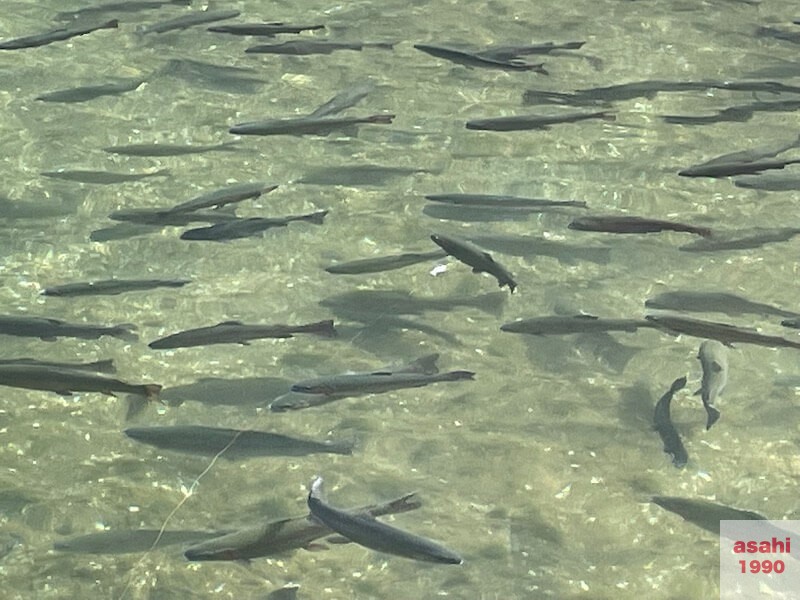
[125,395,149,421]
[711,361,723,373]
[324,535,351,544]
[304,542,329,552]
[705,406,721,430]
[693,388,701,396]
[56,390,73,396]
[143,384,163,402]
[219,320,244,325]
[239,341,251,345]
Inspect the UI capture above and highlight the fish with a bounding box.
[781,317,800,329]
[102,141,239,157]
[266,587,299,600]
[298,165,437,187]
[307,81,375,118]
[478,41,585,60]
[0,315,137,341]
[180,210,328,241]
[757,26,800,44]
[645,291,800,320]
[430,233,517,292]
[184,492,421,561]
[679,227,800,252]
[413,43,547,72]
[245,41,394,55]
[734,174,800,191]
[156,58,265,93]
[286,370,473,401]
[138,9,240,34]
[568,215,712,237]
[664,99,800,126]
[324,250,447,274]
[466,234,611,266]
[696,340,727,430]
[149,319,335,349]
[679,158,800,178]
[229,114,394,136]
[500,314,655,335]
[124,426,353,458]
[207,23,325,37]
[42,279,191,297]
[653,376,688,468]
[644,314,800,349]
[0,19,118,50]
[307,477,463,564]
[166,182,278,213]
[160,376,291,408]
[35,79,144,103]
[54,529,222,554]
[0,358,115,374]
[466,111,614,131]
[319,289,506,317]
[41,169,170,184]
[692,134,800,167]
[651,496,767,535]
[0,364,161,399]
[108,208,237,226]
[55,0,191,21]
[425,194,587,209]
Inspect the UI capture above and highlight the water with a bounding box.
[1,0,800,598]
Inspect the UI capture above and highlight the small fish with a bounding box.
[0,364,160,399]
[414,43,547,72]
[645,314,800,350]
[288,370,473,399]
[138,9,240,34]
[324,250,447,275]
[307,81,375,118]
[229,114,394,136]
[734,174,800,191]
[180,210,328,241]
[108,208,237,226]
[124,426,353,458]
[501,314,655,335]
[466,111,614,131]
[42,279,191,297]
[679,158,800,178]
[103,141,239,157]
[0,358,115,373]
[166,182,278,213]
[184,492,421,561]
[568,215,711,237]
[651,496,767,535]
[149,319,335,349]
[679,227,800,252]
[157,58,266,93]
[0,19,118,50]
[55,0,191,21]
[653,376,688,468]
[36,79,144,103]
[425,194,587,209]
[645,291,800,320]
[696,340,727,430]
[245,40,394,55]
[307,477,463,564]
[54,529,222,554]
[0,315,137,341]
[41,168,170,184]
[430,233,517,292]
[665,99,800,126]
[208,23,325,36]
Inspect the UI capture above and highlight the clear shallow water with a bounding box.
[1,0,800,598]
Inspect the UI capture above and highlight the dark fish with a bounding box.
[54,529,222,554]
[166,182,278,213]
[0,19,118,50]
[307,81,375,118]
[319,289,506,317]
[425,194,587,210]
[229,114,394,136]
[653,376,688,468]
[108,208,237,226]
[734,174,800,191]
[55,0,191,21]
[696,340,727,430]
[430,233,517,292]
[42,279,191,297]
[645,291,800,319]
[467,234,611,266]
[466,111,614,131]
[36,79,144,103]
[645,314,800,350]
[479,41,585,60]
[103,141,239,157]
[664,100,800,126]
[679,227,800,252]
[184,492,421,561]
[307,477,462,564]
[568,215,711,237]
[755,26,800,45]
[287,370,473,401]
[208,23,325,36]
[266,587,299,600]
[324,250,447,274]
[89,223,162,243]
[0,364,161,399]
[501,314,655,336]
[414,43,547,72]
[0,358,115,374]
[693,135,800,168]
[180,210,328,241]
[138,9,240,34]
[41,168,170,184]
[157,58,265,93]
[651,496,767,535]
[0,315,137,341]
[679,158,800,178]
[149,319,335,349]
[245,40,394,55]
[124,426,353,458]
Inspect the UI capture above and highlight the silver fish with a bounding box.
[696,340,728,430]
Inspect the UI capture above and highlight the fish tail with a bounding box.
[90,359,117,373]
[102,19,120,30]
[705,406,721,430]
[112,324,139,342]
[143,384,163,402]
[367,114,395,124]
[532,63,549,75]
[469,292,507,316]
[443,370,475,381]
[598,111,616,122]
[305,210,329,225]
[326,438,355,455]
[305,319,337,337]
[368,42,395,50]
